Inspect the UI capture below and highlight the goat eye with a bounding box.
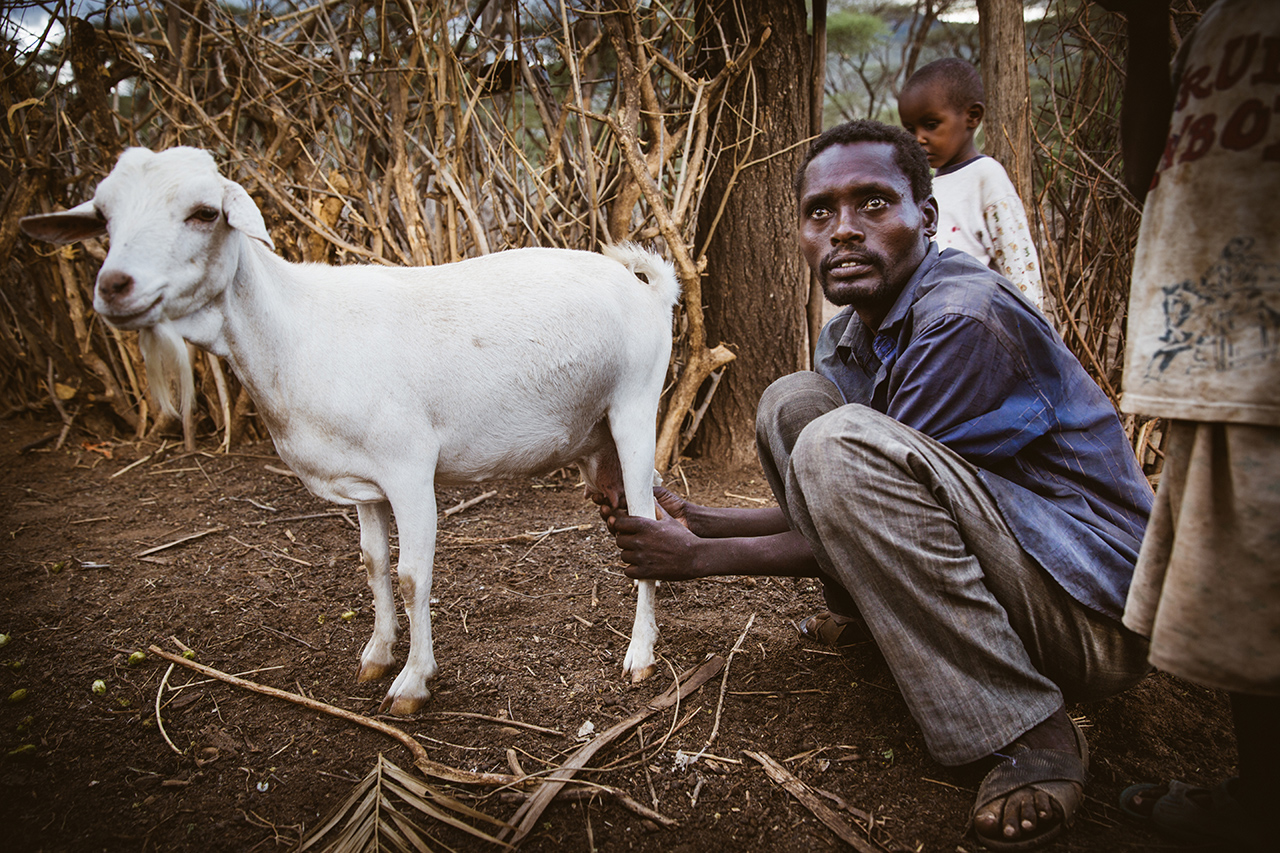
[188,207,220,224]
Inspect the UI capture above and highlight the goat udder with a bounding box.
[580,445,625,509]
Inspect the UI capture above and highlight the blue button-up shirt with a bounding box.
[815,245,1153,620]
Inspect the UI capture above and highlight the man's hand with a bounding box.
[653,485,692,527]
[613,512,707,581]
[592,484,695,534]
[594,484,812,582]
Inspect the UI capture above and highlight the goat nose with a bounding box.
[97,270,134,303]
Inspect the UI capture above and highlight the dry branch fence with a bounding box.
[1027,1,1146,466]
[1025,0,1207,475]
[1,0,755,464]
[2,0,1171,472]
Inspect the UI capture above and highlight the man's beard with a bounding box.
[819,263,894,310]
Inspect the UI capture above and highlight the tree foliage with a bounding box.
[821,0,978,125]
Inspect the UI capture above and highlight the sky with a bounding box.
[3,0,1057,56]
[938,1,1053,24]
[3,3,75,54]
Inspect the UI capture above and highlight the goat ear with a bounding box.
[221,179,274,250]
[19,201,106,245]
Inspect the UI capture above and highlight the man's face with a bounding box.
[798,141,937,328]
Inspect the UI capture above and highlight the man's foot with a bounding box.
[1120,777,1264,849]
[971,708,1088,851]
[795,610,871,648]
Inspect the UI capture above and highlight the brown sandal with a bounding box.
[971,718,1089,851]
[796,610,870,648]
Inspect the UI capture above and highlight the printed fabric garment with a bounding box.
[1124,420,1280,694]
[814,245,1152,621]
[933,155,1045,313]
[1121,0,1280,425]
[1121,0,1280,696]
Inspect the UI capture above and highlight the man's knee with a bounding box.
[790,404,910,494]
[793,400,871,451]
[756,372,845,451]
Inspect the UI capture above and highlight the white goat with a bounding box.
[21,146,680,715]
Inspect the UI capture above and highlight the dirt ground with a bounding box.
[0,415,1237,852]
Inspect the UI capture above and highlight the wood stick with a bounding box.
[250,510,349,526]
[18,432,61,453]
[229,535,313,567]
[146,644,526,790]
[501,654,725,844]
[690,612,755,764]
[497,782,677,827]
[134,526,226,557]
[422,711,564,737]
[443,489,498,517]
[155,663,183,755]
[111,452,154,479]
[444,524,589,546]
[744,750,884,853]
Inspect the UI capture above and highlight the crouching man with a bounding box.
[603,119,1153,851]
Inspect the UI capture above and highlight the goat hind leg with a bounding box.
[356,501,397,681]
[626,577,659,682]
[609,418,660,683]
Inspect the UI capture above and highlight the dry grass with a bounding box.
[1,1,763,465]
[2,1,1180,473]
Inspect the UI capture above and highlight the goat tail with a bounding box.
[138,322,195,423]
[602,242,681,308]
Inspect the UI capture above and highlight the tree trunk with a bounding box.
[692,0,811,468]
[807,0,828,364]
[976,0,1033,208]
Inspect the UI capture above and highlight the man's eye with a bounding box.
[188,207,219,224]
[808,206,832,220]
[863,197,888,211]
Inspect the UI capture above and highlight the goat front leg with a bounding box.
[380,496,439,715]
[356,501,397,682]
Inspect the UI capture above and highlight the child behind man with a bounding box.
[898,58,1046,312]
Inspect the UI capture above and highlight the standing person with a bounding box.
[898,58,1046,314]
[601,119,1154,851]
[1099,0,1280,849]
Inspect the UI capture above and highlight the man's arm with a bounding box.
[613,514,822,582]
[596,484,792,538]
[1097,0,1174,203]
[600,486,821,582]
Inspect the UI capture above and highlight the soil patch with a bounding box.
[0,417,1234,851]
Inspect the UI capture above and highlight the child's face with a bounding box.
[898,83,981,171]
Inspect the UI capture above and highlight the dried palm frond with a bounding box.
[294,754,514,853]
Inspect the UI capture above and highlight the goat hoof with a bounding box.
[357,660,395,682]
[625,662,657,683]
[379,690,430,716]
